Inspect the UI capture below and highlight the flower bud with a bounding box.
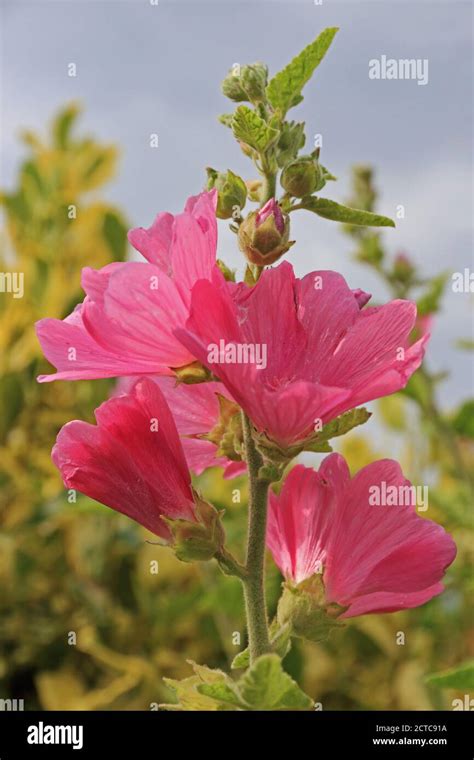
[280,153,324,198]
[246,179,263,203]
[165,496,225,563]
[277,575,346,643]
[238,199,294,266]
[206,168,247,220]
[221,63,268,104]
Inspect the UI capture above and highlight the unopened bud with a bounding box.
[238,199,294,266]
[165,496,225,563]
[221,62,268,104]
[206,168,247,219]
[280,153,324,198]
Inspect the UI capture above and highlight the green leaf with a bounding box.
[218,113,234,128]
[426,660,474,690]
[239,654,313,710]
[52,103,80,149]
[299,196,395,227]
[161,660,241,711]
[231,622,292,670]
[266,28,338,115]
[456,338,474,351]
[197,681,245,708]
[276,120,306,167]
[452,400,474,439]
[162,676,224,711]
[417,273,448,316]
[231,649,250,671]
[305,408,372,452]
[103,211,128,261]
[231,106,279,153]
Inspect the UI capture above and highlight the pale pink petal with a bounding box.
[268,464,340,583]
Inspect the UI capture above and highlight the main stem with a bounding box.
[242,412,271,662]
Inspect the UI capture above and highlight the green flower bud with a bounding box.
[277,576,346,643]
[206,168,247,220]
[239,62,268,103]
[221,63,268,104]
[280,153,324,198]
[238,199,294,266]
[246,179,263,203]
[165,497,225,563]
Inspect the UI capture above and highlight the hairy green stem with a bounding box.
[241,412,272,662]
[215,548,247,580]
[261,171,276,205]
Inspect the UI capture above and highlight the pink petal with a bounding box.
[52,378,195,539]
[268,463,341,583]
[267,455,456,618]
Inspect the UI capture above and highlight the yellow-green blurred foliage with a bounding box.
[0,107,472,710]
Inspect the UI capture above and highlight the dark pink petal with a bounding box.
[52,378,195,539]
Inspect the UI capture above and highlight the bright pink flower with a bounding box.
[52,377,196,540]
[36,191,218,382]
[176,261,428,448]
[267,455,456,617]
[116,376,246,479]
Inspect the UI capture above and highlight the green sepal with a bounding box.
[163,497,225,563]
[277,577,346,643]
[255,407,372,464]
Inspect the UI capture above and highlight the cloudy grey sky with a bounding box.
[0,0,472,408]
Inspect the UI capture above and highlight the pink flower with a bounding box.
[116,376,246,479]
[267,455,456,617]
[176,261,428,448]
[52,377,196,540]
[36,191,218,382]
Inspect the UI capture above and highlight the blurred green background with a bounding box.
[0,105,472,711]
